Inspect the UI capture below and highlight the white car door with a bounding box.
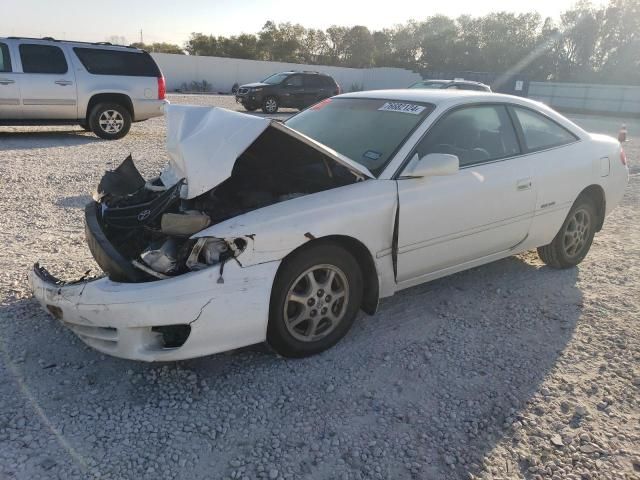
[0,41,22,119]
[17,42,77,119]
[396,104,536,285]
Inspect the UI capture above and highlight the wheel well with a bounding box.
[577,184,606,231]
[86,94,134,122]
[280,235,380,315]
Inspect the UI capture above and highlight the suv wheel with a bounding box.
[262,96,279,114]
[89,103,132,140]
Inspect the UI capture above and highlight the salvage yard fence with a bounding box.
[529,81,640,117]
[151,53,421,93]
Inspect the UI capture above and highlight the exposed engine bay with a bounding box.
[88,123,362,283]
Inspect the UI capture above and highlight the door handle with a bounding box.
[0,79,15,85]
[516,178,532,191]
[54,80,73,86]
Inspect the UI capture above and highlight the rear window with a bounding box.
[0,43,11,72]
[73,48,160,77]
[20,44,67,74]
[286,98,433,176]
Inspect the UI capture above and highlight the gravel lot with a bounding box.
[0,95,638,480]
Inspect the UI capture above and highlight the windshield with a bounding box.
[285,98,433,176]
[409,81,446,89]
[262,73,290,85]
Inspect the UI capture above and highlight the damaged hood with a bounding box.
[160,105,373,199]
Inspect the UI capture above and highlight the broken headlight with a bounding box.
[185,237,246,271]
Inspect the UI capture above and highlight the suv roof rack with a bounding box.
[5,36,138,49]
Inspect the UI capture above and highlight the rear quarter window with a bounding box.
[73,48,160,77]
[512,107,578,152]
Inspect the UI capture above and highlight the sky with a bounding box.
[2,0,606,46]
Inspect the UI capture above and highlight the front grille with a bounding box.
[238,87,249,95]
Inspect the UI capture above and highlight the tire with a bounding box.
[267,243,363,358]
[89,102,132,140]
[243,104,258,112]
[261,96,279,114]
[79,122,91,132]
[537,196,598,269]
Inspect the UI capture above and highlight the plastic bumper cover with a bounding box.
[28,259,280,361]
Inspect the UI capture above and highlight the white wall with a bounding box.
[151,53,422,92]
[529,81,640,115]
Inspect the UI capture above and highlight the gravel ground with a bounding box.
[0,95,638,480]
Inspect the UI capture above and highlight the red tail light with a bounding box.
[157,76,166,100]
[620,148,627,166]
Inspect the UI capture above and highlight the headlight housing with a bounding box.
[186,237,247,271]
[251,87,263,92]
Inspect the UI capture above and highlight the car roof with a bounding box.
[1,37,143,52]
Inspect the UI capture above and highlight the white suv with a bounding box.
[0,37,168,139]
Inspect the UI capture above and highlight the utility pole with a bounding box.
[140,29,143,45]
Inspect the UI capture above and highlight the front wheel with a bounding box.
[243,104,258,112]
[89,103,132,140]
[261,96,279,114]
[537,197,598,268]
[267,243,363,358]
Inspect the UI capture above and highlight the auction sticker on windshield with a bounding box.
[378,102,426,114]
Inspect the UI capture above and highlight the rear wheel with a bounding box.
[537,197,598,268]
[89,102,131,140]
[267,243,362,358]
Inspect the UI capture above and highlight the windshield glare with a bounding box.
[285,98,433,176]
[262,73,290,84]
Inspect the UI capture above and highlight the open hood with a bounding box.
[160,105,373,199]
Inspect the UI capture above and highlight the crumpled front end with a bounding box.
[29,260,279,361]
[30,105,370,360]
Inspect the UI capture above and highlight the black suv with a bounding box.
[235,71,341,114]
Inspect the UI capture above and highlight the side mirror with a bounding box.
[403,153,459,178]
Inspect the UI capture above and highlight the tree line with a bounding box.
[134,0,640,84]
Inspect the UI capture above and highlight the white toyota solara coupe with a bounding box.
[30,90,629,361]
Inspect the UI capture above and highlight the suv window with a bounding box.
[19,44,68,74]
[0,43,11,72]
[512,107,578,152]
[305,75,325,88]
[416,105,520,167]
[285,75,303,87]
[73,48,160,76]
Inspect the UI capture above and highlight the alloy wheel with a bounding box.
[265,98,278,113]
[563,208,591,257]
[283,264,349,342]
[98,110,125,134]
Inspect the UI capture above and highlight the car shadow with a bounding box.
[0,130,101,151]
[0,253,581,479]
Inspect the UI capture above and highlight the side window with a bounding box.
[73,48,160,76]
[0,43,12,72]
[305,75,323,88]
[286,75,303,87]
[415,105,520,167]
[512,107,578,152]
[19,44,68,74]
